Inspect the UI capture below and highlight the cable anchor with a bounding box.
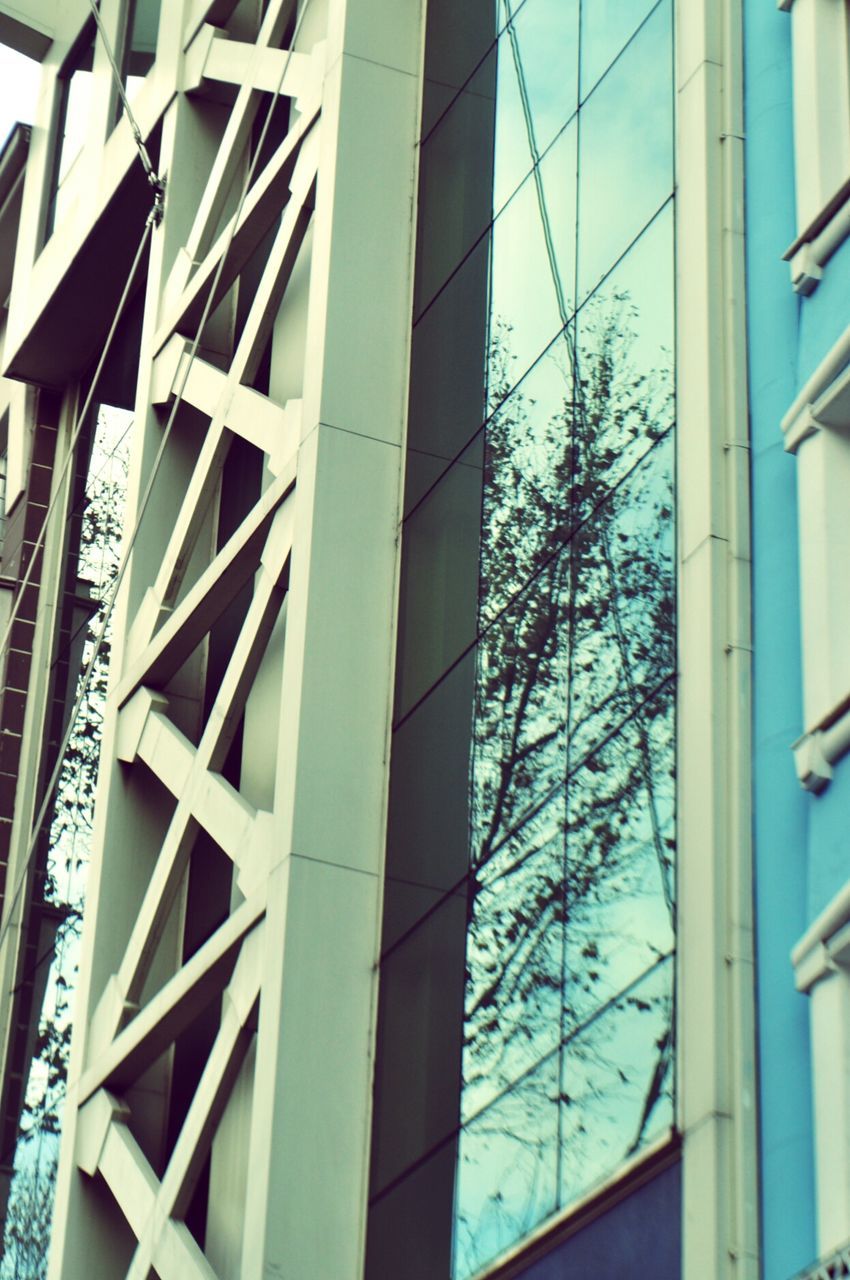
[147,175,166,228]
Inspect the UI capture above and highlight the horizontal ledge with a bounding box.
[785,174,850,260]
[786,184,850,296]
[792,701,850,794]
[782,334,850,450]
[792,887,850,992]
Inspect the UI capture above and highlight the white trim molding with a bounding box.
[793,891,850,1255]
[676,0,759,1274]
[779,0,850,289]
[784,180,850,296]
[793,709,850,793]
[783,341,850,769]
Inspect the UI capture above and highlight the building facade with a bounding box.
[746,1,850,1278]
[0,0,767,1276]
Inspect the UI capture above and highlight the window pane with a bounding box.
[489,122,577,402]
[478,325,577,625]
[566,433,675,764]
[384,650,477,949]
[471,549,572,849]
[416,51,497,318]
[122,0,162,106]
[580,0,659,99]
[367,1139,458,1280]
[421,0,499,136]
[574,202,675,510]
[454,1053,560,1280]
[371,887,469,1196]
[565,687,675,1027]
[463,793,567,1118]
[409,119,576,484]
[395,435,484,719]
[559,958,675,1207]
[577,0,673,301]
[408,236,491,480]
[491,0,579,214]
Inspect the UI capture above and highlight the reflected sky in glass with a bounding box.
[488,119,577,404]
[580,0,660,99]
[454,1053,560,1280]
[564,687,675,1024]
[559,958,674,1204]
[369,0,678,1272]
[577,0,673,301]
[492,0,579,213]
[463,790,567,1119]
[566,433,675,763]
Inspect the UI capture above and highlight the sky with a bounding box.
[0,43,41,151]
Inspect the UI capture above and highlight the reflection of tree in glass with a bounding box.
[455,294,675,1272]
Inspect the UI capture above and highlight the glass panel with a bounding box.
[488,121,577,405]
[577,0,673,302]
[422,0,500,136]
[383,650,477,950]
[491,0,579,215]
[369,0,678,1267]
[122,0,162,105]
[478,325,577,626]
[566,433,675,765]
[367,1139,458,1280]
[408,236,491,481]
[416,51,497,318]
[395,436,484,719]
[580,0,659,99]
[574,202,675,509]
[471,547,572,850]
[564,686,675,1027]
[559,958,674,1208]
[371,887,470,1196]
[462,793,566,1119]
[454,1053,560,1280]
[409,120,576,479]
[46,31,96,238]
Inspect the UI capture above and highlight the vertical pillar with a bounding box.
[237,1,424,1274]
[676,0,759,1275]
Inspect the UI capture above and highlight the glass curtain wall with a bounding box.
[367,2,676,1276]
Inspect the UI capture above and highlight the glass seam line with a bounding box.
[369,949,676,1207]
[405,191,675,528]
[419,0,665,156]
[393,418,675,736]
[418,0,540,150]
[379,669,677,970]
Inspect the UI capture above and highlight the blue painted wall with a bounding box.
[743,1,817,1275]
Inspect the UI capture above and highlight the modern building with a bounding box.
[0,0,832,1276]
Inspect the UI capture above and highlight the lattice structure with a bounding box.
[41,0,423,1275]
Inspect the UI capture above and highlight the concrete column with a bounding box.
[676,0,759,1275]
[236,1,424,1274]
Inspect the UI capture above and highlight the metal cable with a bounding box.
[0,0,314,997]
[86,0,164,206]
[0,214,153,695]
